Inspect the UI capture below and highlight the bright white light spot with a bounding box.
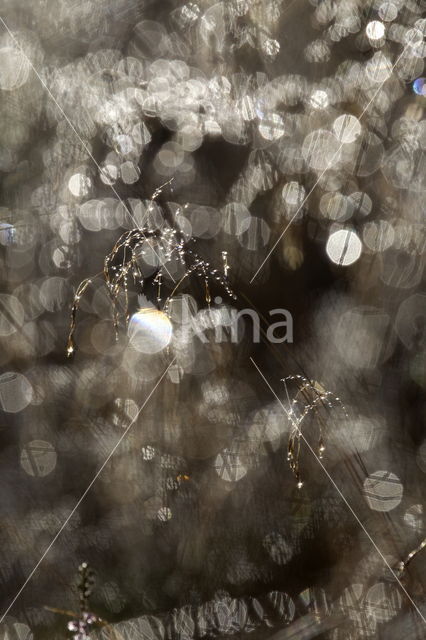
[116,134,134,155]
[128,308,173,354]
[326,229,362,266]
[258,113,285,141]
[68,173,92,197]
[309,89,329,110]
[262,37,280,58]
[333,114,361,143]
[282,181,305,207]
[100,164,118,185]
[157,506,172,521]
[141,445,155,460]
[366,20,385,41]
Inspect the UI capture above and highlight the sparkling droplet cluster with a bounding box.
[283,375,347,488]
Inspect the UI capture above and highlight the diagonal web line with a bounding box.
[250,357,426,624]
[0,358,176,623]
[250,38,415,282]
[0,16,176,283]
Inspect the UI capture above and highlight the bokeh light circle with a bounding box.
[0,372,33,413]
[20,440,57,477]
[326,229,362,266]
[363,470,403,512]
[128,308,173,354]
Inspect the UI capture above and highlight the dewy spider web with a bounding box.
[283,374,348,489]
[66,185,236,357]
